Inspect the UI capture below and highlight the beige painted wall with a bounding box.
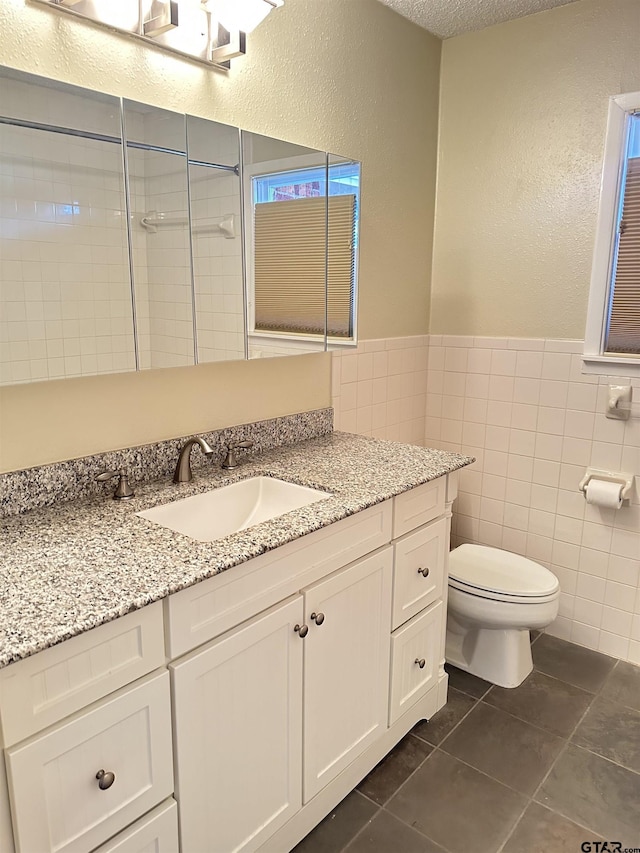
[430,0,640,338]
[0,0,441,472]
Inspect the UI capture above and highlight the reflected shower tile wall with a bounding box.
[143,161,194,369]
[0,82,135,384]
[425,335,640,666]
[191,170,243,362]
[331,336,429,447]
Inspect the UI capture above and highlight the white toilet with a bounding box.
[445,544,560,688]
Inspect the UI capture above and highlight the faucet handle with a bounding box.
[222,439,254,470]
[228,440,254,451]
[96,469,135,500]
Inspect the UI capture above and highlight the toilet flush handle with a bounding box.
[417,567,430,578]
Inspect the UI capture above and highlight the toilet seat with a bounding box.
[448,544,559,604]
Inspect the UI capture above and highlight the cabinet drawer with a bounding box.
[166,501,392,658]
[0,602,165,748]
[93,799,178,853]
[393,478,446,538]
[6,670,174,853]
[389,601,443,725]
[392,517,446,630]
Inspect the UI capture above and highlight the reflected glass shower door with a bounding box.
[186,115,245,363]
[123,100,195,371]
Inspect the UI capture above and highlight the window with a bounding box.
[247,159,360,343]
[584,92,640,375]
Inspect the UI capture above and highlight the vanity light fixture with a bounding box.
[30,0,283,68]
[203,0,284,64]
[143,0,179,37]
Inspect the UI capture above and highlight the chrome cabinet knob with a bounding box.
[417,567,430,578]
[95,769,115,790]
[294,624,308,638]
[310,612,325,626]
[414,658,426,669]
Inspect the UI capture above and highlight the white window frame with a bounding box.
[583,91,640,377]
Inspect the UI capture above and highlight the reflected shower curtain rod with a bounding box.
[0,115,239,173]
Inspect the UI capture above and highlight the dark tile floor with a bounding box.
[294,635,640,853]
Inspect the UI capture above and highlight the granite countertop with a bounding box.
[0,432,473,669]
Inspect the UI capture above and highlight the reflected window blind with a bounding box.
[606,156,640,354]
[254,194,356,337]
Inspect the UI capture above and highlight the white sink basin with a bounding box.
[137,476,331,542]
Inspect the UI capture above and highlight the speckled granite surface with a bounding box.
[0,432,473,669]
[0,408,334,518]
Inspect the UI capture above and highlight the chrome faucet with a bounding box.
[173,436,215,483]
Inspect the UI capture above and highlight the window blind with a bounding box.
[606,155,640,354]
[254,194,356,337]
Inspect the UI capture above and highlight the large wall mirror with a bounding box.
[0,67,361,385]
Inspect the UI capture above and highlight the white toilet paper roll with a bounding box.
[585,479,624,509]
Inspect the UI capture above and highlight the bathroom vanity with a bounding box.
[0,433,471,853]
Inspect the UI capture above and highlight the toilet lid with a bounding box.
[449,544,559,599]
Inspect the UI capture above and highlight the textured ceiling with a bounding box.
[376,0,582,39]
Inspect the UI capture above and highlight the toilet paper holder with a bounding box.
[578,468,634,502]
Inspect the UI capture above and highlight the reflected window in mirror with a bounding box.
[242,134,360,358]
[252,165,359,338]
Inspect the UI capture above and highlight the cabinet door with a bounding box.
[303,548,393,802]
[171,596,304,853]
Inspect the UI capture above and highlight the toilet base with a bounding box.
[445,617,533,688]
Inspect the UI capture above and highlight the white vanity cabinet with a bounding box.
[0,470,457,853]
[171,547,393,852]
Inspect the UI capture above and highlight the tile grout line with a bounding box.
[340,656,636,853]
[518,678,606,837]
[478,692,579,742]
[340,734,449,852]
[341,693,485,853]
[493,684,600,853]
[336,797,383,853]
[451,653,627,853]
[431,690,492,750]
[559,658,640,775]
[468,655,640,851]
[529,656,617,694]
[429,743,535,802]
